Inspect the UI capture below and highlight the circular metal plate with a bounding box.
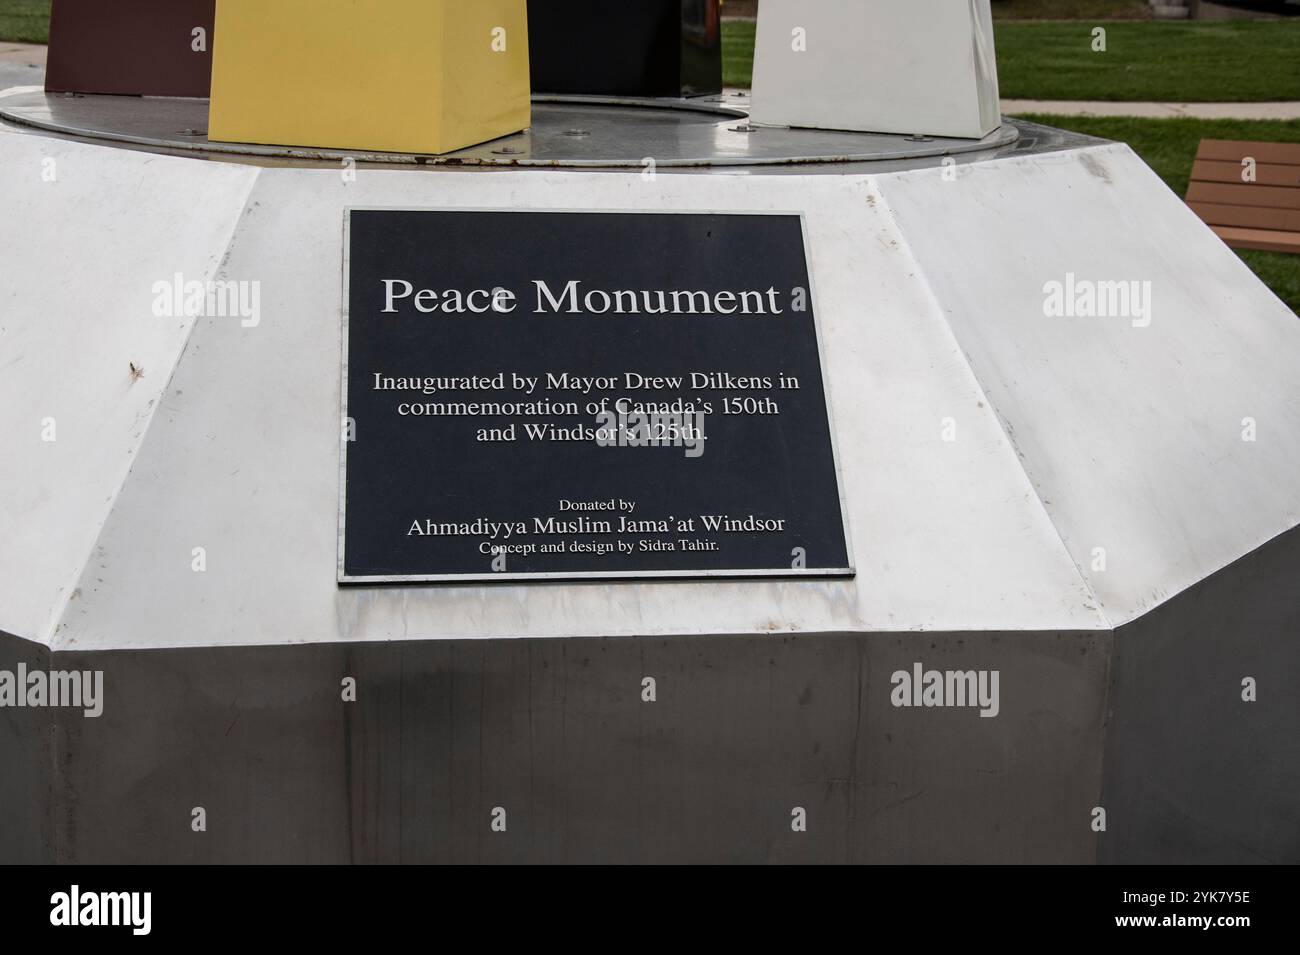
[0,87,1018,168]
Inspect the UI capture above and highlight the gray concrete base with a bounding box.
[1102,520,1300,864]
[3,524,1296,863]
[1,626,1108,863]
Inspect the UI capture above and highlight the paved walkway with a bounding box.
[4,42,1299,122]
[0,42,45,91]
[1001,99,1300,120]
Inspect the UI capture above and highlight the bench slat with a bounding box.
[1195,139,1300,165]
[1191,159,1300,188]
[1189,201,1300,232]
[1210,225,1300,254]
[1186,181,1300,211]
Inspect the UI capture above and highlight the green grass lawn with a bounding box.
[1022,114,1300,313]
[992,0,1152,17]
[0,0,48,44]
[722,19,755,89]
[725,19,1300,101]
[998,21,1300,100]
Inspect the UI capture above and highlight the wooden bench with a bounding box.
[1186,139,1300,255]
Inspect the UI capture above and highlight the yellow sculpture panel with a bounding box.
[208,0,531,155]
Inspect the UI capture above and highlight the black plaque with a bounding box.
[340,210,851,583]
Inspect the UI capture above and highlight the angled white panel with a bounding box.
[51,165,1102,650]
[0,133,258,644]
[879,143,1300,625]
